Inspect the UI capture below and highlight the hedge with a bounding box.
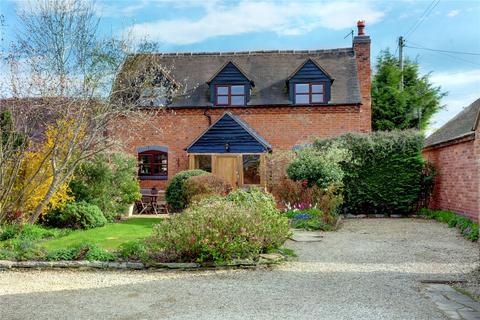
[314,130,425,215]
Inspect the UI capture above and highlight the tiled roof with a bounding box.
[424,98,480,147]
[114,48,362,107]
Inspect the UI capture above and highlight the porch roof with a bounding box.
[186,112,272,153]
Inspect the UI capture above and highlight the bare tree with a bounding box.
[0,0,190,223]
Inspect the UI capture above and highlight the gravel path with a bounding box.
[0,218,478,320]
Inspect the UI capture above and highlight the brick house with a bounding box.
[111,21,371,190]
[423,99,480,222]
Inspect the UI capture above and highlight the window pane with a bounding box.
[311,94,324,103]
[194,155,212,172]
[243,155,261,185]
[231,85,244,95]
[154,153,166,163]
[217,95,229,105]
[139,155,151,175]
[216,86,228,95]
[295,83,309,93]
[295,94,309,104]
[231,95,245,106]
[311,84,324,93]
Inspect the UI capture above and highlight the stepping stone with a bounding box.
[291,230,324,242]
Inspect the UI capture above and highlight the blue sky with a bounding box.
[1,0,479,131]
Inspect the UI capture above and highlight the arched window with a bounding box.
[137,146,168,179]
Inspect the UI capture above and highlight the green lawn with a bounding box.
[41,218,162,251]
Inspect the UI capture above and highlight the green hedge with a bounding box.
[419,209,479,241]
[314,131,425,215]
[165,170,208,212]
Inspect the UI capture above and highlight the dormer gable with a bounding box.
[287,59,334,105]
[207,61,254,106]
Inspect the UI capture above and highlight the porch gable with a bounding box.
[186,112,271,153]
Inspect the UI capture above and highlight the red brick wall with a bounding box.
[112,105,369,189]
[423,138,479,222]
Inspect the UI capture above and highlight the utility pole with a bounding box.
[398,36,405,90]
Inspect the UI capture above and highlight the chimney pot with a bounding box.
[357,20,366,36]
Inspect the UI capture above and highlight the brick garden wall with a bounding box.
[423,138,479,222]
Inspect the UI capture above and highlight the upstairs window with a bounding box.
[138,150,168,178]
[216,85,245,106]
[294,83,326,104]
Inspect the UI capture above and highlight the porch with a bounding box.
[185,112,271,188]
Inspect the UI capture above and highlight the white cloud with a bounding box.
[94,1,150,18]
[426,69,480,134]
[430,69,480,87]
[446,9,460,17]
[125,1,385,45]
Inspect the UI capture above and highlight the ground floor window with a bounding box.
[194,155,212,172]
[242,154,261,185]
[138,150,168,178]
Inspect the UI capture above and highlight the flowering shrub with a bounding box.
[146,188,290,263]
[183,174,232,205]
[272,178,343,217]
[284,207,337,231]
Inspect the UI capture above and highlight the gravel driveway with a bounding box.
[0,218,478,320]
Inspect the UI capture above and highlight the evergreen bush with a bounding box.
[44,201,107,229]
[165,170,208,212]
[313,130,425,215]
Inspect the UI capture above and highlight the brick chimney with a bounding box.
[353,20,371,132]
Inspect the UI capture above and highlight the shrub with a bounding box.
[284,207,335,231]
[146,188,290,263]
[45,243,116,261]
[183,174,232,205]
[165,170,208,212]
[287,145,349,188]
[419,209,479,242]
[0,224,68,241]
[43,201,107,229]
[118,240,147,261]
[69,152,141,221]
[314,130,424,215]
[272,178,343,218]
[0,238,46,261]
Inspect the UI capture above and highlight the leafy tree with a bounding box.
[371,50,446,131]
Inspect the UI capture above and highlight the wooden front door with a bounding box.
[215,156,238,187]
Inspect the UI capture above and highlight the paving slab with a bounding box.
[422,283,480,320]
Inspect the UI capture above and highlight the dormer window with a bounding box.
[287,59,333,105]
[294,83,326,104]
[208,61,254,107]
[216,85,245,106]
